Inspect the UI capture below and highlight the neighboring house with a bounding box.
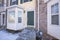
[44,0,60,39]
[5,0,36,30]
[0,0,37,30]
[0,0,47,32]
[0,0,7,28]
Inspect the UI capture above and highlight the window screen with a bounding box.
[51,15,59,25]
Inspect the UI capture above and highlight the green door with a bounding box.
[27,11,34,25]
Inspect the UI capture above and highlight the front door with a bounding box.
[27,11,34,27]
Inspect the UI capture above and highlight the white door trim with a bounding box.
[26,9,36,28]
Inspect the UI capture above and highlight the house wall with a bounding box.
[18,0,36,27]
[39,0,47,33]
[6,0,36,28]
[47,0,60,39]
[0,0,7,30]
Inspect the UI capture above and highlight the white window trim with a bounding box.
[48,1,60,26]
[51,3,59,25]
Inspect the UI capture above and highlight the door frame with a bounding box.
[26,9,36,28]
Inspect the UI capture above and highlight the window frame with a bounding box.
[18,11,22,23]
[20,0,32,4]
[10,0,18,6]
[51,3,59,25]
[0,0,4,7]
[51,3,59,14]
[18,17,22,23]
[8,11,15,23]
[51,15,59,25]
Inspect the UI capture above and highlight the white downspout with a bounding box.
[38,0,39,31]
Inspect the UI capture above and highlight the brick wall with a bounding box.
[35,0,47,33]
[39,0,47,33]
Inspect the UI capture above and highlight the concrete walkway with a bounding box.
[0,30,19,40]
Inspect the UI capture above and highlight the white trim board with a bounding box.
[26,8,36,28]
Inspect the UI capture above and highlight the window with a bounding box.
[6,0,9,7]
[18,11,22,23]
[51,3,59,14]
[51,3,59,25]
[0,0,4,7]
[20,0,32,4]
[51,15,59,25]
[8,11,15,23]
[12,0,16,2]
[24,0,28,2]
[20,0,23,4]
[18,11,22,16]
[18,17,22,23]
[10,0,18,6]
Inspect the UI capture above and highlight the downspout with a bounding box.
[38,0,39,31]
